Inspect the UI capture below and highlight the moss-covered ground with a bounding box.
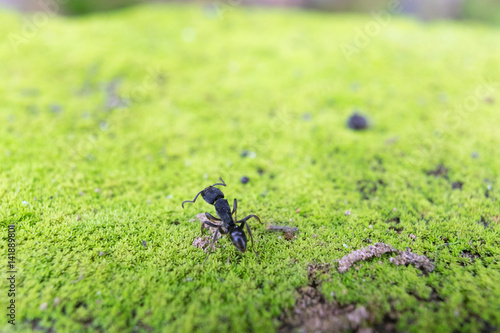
[0,4,499,332]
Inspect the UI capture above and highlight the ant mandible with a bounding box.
[182,177,262,264]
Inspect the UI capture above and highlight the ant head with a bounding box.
[202,186,225,205]
[229,225,247,253]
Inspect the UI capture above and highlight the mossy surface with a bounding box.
[0,4,499,332]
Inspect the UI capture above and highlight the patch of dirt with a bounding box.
[278,243,435,332]
[460,317,498,333]
[191,213,222,252]
[279,256,429,333]
[451,181,463,190]
[28,319,54,332]
[266,224,298,241]
[280,264,372,333]
[337,243,434,274]
[426,164,449,179]
[373,304,398,333]
[279,286,372,333]
[370,156,386,173]
[279,264,404,333]
[338,243,395,273]
[74,301,88,309]
[389,250,435,273]
[357,179,385,200]
[307,263,331,288]
[428,287,443,303]
[477,216,490,229]
[480,321,498,333]
[137,319,153,332]
[388,226,404,234]
[460,251,480,265]
[385,217,400,224]
[386,217,403,234]
[192,236,216,252]
[410,286,443,303]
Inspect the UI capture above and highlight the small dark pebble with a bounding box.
[347,112,368,130]
[241,176,250,184]
[452,181,463,190]
[240,150,256,158]
[142,240,147,248]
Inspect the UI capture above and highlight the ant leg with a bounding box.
[205,213,229,234]
[238,214,263,225]
[205,212,221,222]
[200,219,220,236]
[232,198,238,221]
[211,177,226,187]
[181,190,203,208]
[240,221,259,260]
[203,226,222,265]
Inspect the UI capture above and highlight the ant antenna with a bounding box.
[181,191,202,208]
[211,177,226,187]
[181,178,226,208]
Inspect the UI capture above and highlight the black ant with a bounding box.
[182,177,262,264]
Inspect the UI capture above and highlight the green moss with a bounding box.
[0,4,499,332]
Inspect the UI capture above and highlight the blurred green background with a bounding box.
[2,0,500,24]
